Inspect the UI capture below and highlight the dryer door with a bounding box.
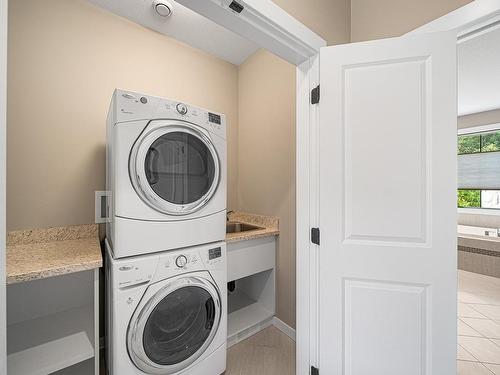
[130,120,220,215]
[127,274,221,374]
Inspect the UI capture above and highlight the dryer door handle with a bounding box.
[145,148,160,185]
[205,299,215,330]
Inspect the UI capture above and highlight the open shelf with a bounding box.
[227,289,274,339]
[7,305,94,375]
[51,358,95,375]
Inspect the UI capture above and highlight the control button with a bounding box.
[175,255,188,268]
[126,297,134,304]
[140,97,148,104]
[176,103,188,115]
[122,93,135,99]
[119,265,134,271]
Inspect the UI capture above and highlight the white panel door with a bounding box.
[318,32,457,375]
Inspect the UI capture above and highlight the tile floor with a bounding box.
[225,326,295,375]
[458,270,500,375]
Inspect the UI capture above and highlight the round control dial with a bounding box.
[176,103,188,115]
[175,255,188,268]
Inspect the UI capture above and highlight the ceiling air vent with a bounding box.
[153,0,173,17]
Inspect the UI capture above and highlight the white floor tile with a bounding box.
[462,318,500,339]
[459,271,500,306]
[459,303,488,318]
[458,336,500,364]
[485,364,500,375]
[457,360,495,375]
[458,319,483,337]
[472,305,500,321]
[458,344,477,361]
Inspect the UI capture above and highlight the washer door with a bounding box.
[130,120,220,215]
[127,274,221,374]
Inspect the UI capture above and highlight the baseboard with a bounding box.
[272,317,296,341]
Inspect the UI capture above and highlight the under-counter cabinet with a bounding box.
[225,212,279,347]
[6,225,102,375]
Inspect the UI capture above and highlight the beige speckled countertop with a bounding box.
[7,224,103,284]
[226,211,279,243]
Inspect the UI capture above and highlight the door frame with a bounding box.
[0,0,7,373]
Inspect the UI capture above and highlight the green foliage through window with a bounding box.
[481,132,500,152]
[457,190,481,208]
[458,130,500,155]
[458,134,480,154]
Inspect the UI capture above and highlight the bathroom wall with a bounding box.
[7,0,239,230]
[238,1,351,328]
[350,0,472,42]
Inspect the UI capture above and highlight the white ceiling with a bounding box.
[458,24,500,116]
[87,0,259,65]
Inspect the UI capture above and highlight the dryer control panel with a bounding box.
[111,89,226,140]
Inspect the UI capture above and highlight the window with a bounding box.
[457,128,500,210]
[458,189,500,209]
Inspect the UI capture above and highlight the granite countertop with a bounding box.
[6,224,103,284]
[226,211,279,243]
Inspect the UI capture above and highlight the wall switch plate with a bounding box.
[95,191,110,224]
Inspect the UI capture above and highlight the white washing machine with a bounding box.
[106,89,227,258]
[105,240,227,375]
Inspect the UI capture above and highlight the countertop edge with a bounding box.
[226,229,280,243]
[7,259,103,285]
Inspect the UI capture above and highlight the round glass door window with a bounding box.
[142,286,217,366]
[144,131,216,206]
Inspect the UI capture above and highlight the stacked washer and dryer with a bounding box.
[105,89,227,375]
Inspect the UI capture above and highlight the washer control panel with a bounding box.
[115,256,158,289]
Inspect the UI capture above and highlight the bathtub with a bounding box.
[458,225,500,238]
[457,225,500,278]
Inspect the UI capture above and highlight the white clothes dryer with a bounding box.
[105,240,227,375]
[106,89,227,258]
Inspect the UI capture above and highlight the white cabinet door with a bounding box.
[318,32,457,375]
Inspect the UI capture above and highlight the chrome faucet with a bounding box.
[226,210,234,222]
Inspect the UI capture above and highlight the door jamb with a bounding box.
[0,0,7,374]
[296,53,320,375]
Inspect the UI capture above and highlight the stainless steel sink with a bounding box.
[226,221,264,233]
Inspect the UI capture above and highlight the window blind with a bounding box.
[458,151,500,189]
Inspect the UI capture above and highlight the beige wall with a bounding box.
[273,0,351,45]
[238,2,351,328]
[351,0,472,42]
[237,49,297,327]
[7,0,239,230]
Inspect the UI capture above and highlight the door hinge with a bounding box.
[229,1,244,13]
[311,366,319,375]
[311,85,320,104]
[311,227,320,245]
